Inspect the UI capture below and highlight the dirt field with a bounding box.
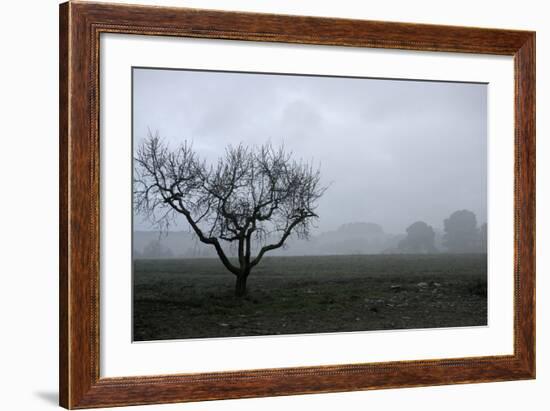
[133,254,487,341]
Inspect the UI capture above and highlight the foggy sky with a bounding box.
[133,67,487,234]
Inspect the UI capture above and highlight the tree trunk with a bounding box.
[235,274,248,297]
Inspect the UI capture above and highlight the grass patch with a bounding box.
[133,254,487,341]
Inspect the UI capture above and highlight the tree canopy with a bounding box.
[443,210,480,253]
[398,221,437,254]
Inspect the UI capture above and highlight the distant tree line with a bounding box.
[398,210,487,254]
[134,239,175,259]
[136,209,487,259]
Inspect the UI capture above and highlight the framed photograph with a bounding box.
[59,1,535,408]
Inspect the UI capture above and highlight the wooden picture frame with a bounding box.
[59,1,535,408]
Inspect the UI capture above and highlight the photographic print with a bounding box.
[132,67,488,342]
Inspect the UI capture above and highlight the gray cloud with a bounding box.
[133,68,487,234]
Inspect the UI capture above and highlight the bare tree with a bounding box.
[134,134,326,296]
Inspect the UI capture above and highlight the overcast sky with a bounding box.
[133,67,487,234]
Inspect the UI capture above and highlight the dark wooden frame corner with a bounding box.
[59,1,535,409]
